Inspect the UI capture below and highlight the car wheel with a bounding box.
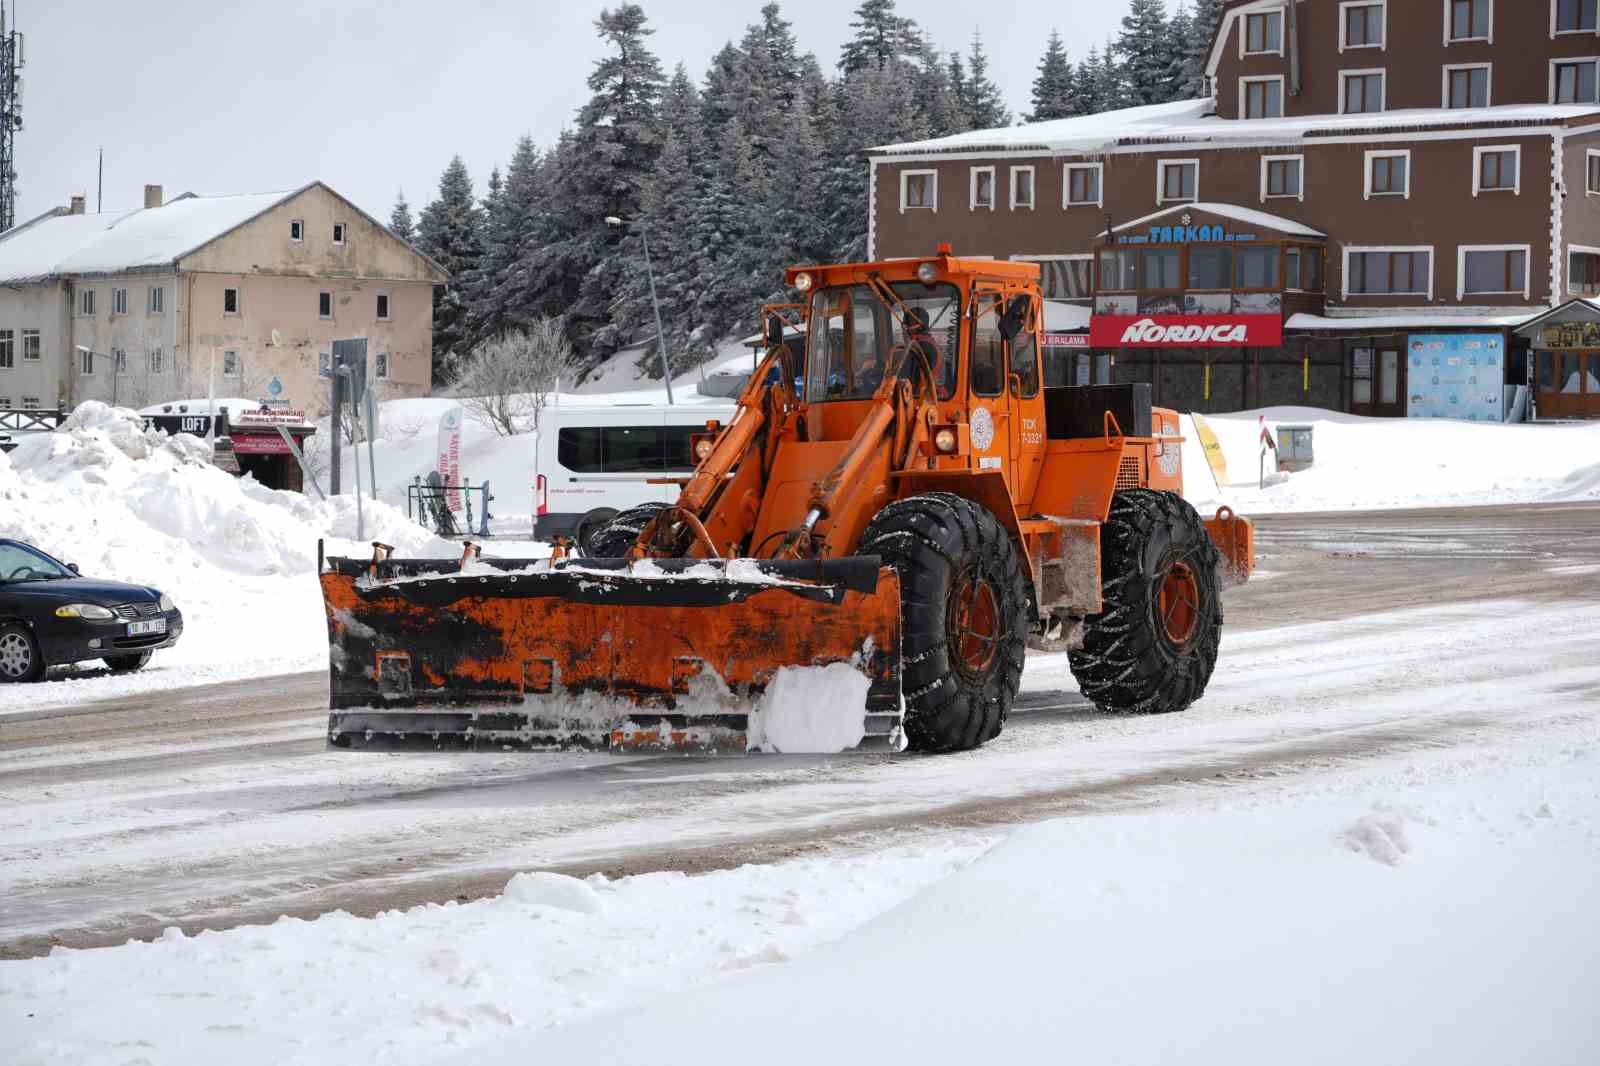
[0,623,43,683]
[104,651,154,673]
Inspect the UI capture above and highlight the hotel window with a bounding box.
[901,170,937,211]
[970,166,995,210]
[149,285,164,314]
[1365,150,1410,198]
[1346,249,1433,296]
[377,292,391,320]
[112,288,128,315]
[1141,248,1182,291]
[1460,247,1527,297]
[0,330,11,369]
[1448,0,1491,41]
[1341,70,1385,113]
[1286,246,1324,291]
[1262,155,1303,200]
[1555,0,1598,34]
[1342,2,1385,49]
[1589,150,1600,193]
[80,347,95,375]
[223,287,240,314]
[149,347,164,374]
[1017,256,1094,300]
[1241,77,1283,118]
[290,219,304,242]
[376,352,390,380]
[1445,65,1490,108]
[1553,59,1599,103]
[1570,248,1600,295]
[319,290,334,319]
[22,329,39,361]
[1098,249,1140,291]
[1243,10,1282,54]
[1010,166,1035,210]
[1063,163,1102,207]
[1187,246,1233,290]
[333,222,347,245]
[223,350,239,376]
[1235,246,1280,290]
[1157,159,1198,204]
[1474,146,1519,195]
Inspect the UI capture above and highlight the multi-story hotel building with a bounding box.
[867,0,1600,419]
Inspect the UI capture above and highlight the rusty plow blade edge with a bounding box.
[320,555,905,755]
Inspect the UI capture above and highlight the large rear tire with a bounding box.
[860,493,1028,752]
[574,507,620,556]
[585,502,669,558]
[1069,489,1222,715]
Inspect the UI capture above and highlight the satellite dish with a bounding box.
[270,329,283,347]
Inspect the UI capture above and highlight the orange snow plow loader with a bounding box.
[321,248,1253,755]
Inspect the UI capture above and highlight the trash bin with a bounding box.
[1275,423,1314,472]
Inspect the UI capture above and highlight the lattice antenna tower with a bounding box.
[0,2,23,232]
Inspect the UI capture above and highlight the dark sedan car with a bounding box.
[0,538,183,682]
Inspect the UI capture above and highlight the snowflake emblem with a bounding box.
[1180,211,1193,226]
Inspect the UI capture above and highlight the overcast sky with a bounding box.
[15,0,1130,225]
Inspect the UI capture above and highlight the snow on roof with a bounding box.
[0,188,301,283]
[870,102,1600,158]
[1106,203,1325,239]
[1286,311,1537,331]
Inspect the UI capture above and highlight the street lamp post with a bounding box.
[604,215,674,405]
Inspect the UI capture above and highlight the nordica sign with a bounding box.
[1090,314,1285,349]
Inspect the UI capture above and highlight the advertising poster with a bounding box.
[436,405,464,511]
[1405,334,1504,422]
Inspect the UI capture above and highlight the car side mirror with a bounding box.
[766,317,785,348]
[997,295,1030,342]
[67,562,80,574]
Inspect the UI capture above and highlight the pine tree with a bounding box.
[1028,30,1075,122]
[912,35,964,138]
[416,156,483,382]
[470,137,543,348]
[389,191,415,242]
[838,0,921,74]
[823,62,926,261]
[1118,0,1171,106]
[959,30,1011,130]
[1164,2,1197,102]
[1183,0,1225,100]
[1075,45,1104,115]
[1094,39,1129,113]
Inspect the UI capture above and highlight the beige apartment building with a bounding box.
[0,181,445,415]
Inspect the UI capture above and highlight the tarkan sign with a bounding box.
[1405,333,1505,422]
[1115,225,1260,246]
[1091,314,1284,348]
[1043,333,1090,348]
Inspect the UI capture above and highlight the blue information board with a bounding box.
[1405,333,1505,421]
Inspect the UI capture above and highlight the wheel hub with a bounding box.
[947,567,1001,682]
[0,632,32,678]
[1156,559,1201,650]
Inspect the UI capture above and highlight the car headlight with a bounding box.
[159,593,175,612]
[56,603,116,620]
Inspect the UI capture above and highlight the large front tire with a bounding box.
[860,493,1028,752]
[585,502,668,558]
[1069,489,1222,715]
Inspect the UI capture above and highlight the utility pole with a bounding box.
[97,146,102,214]
[0,2,24,233]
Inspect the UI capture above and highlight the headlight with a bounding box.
[159,594,175,612]
[916,261,938,284]
[56,603,115,620]
[933,428,958,453]
[792,272,813,292]
[693,438,714,461]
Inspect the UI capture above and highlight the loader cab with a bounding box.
[801,280,961,425]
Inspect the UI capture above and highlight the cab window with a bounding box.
[970,296,1006,397]
[806,283,960,401]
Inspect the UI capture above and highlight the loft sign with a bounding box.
[1090,314,1285,349]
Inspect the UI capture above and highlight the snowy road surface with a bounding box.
[1,502,1596,964]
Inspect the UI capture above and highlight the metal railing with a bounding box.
[407,476,495,539]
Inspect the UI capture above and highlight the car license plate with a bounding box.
[127,619,167,637]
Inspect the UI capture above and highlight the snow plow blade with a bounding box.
[319,552,904,755]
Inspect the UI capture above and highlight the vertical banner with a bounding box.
[1189,412,1229,492]
[437,405,464,512]
[1405,334,1505,421]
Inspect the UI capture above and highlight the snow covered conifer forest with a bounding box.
[408,0,1224,385]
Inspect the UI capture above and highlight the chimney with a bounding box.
[68,194,86,215]
[144,184,163,209]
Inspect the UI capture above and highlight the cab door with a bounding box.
[1006,295,1046,503]
[968,288,1014,491]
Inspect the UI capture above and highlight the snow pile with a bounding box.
[0,402,452,703]
[748,661,871,754]
[1182,407,1600,514]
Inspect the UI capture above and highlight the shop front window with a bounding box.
[1235,246,1280,289]
[1098,249,1139,291]
[1187,246,1233,290]
[1141,248,1181,290]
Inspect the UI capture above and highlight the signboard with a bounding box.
[1113,225,1261,246]
[332,338,368,407]
[234,408,311,428]
[436,405,464,512]
[1091,314,1284,349]
[1536,321,1600,350]
[1405,333,1505,421]
[142,414,214,436]
[1189,412,1229,491]
[229,433,293,455]
[1043,333,1090,349]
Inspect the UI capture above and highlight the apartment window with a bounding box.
[290,219,304,242]
[80,347,94,375]
[1346,248,1433,296]
[223,350,239,376]
[1589,150,1600,193]
[1098,249,1140,291]
[1553,59,1599,103]
[0,330,11,369]
[1556,0,1598,33]
[970,166,995,210]
[376,292,391,320]
[149,347,164,374]
[80,289,96,316]
[148,285,164,314]
[113,349,127,372]
[21,396,39,409]
[1157,159,1198,204]
[1141,248,1181,291]
[901,170,936,211]
[1010,166,1035,210]
[1241,76,1284,118]
[1235,246,1280,289]
[1262,155,1304,201]
[333,222,347,245]
[1341,70,1386,113]
[1286,246,1325,291]
[223,287,240,314]
[22,329,39,361]
[1570,248,1600,295]
[1064,163,1102,207]
[1187,246,1233,290]
[1445,65,1491,108]
[1342,3,1385,49]
[1474,146,1520,195]
[319,290,334,319]
[1459,246,1528,297]
[376,352,390,380]
[1365,150,1411,198]
[1448,0,1491,41]
[1244,10,1282,54]
[0,396,8,407]
[112,288,128,315]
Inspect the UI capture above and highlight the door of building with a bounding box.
[1351,345,1404,417]
[1535,351,1600,419]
